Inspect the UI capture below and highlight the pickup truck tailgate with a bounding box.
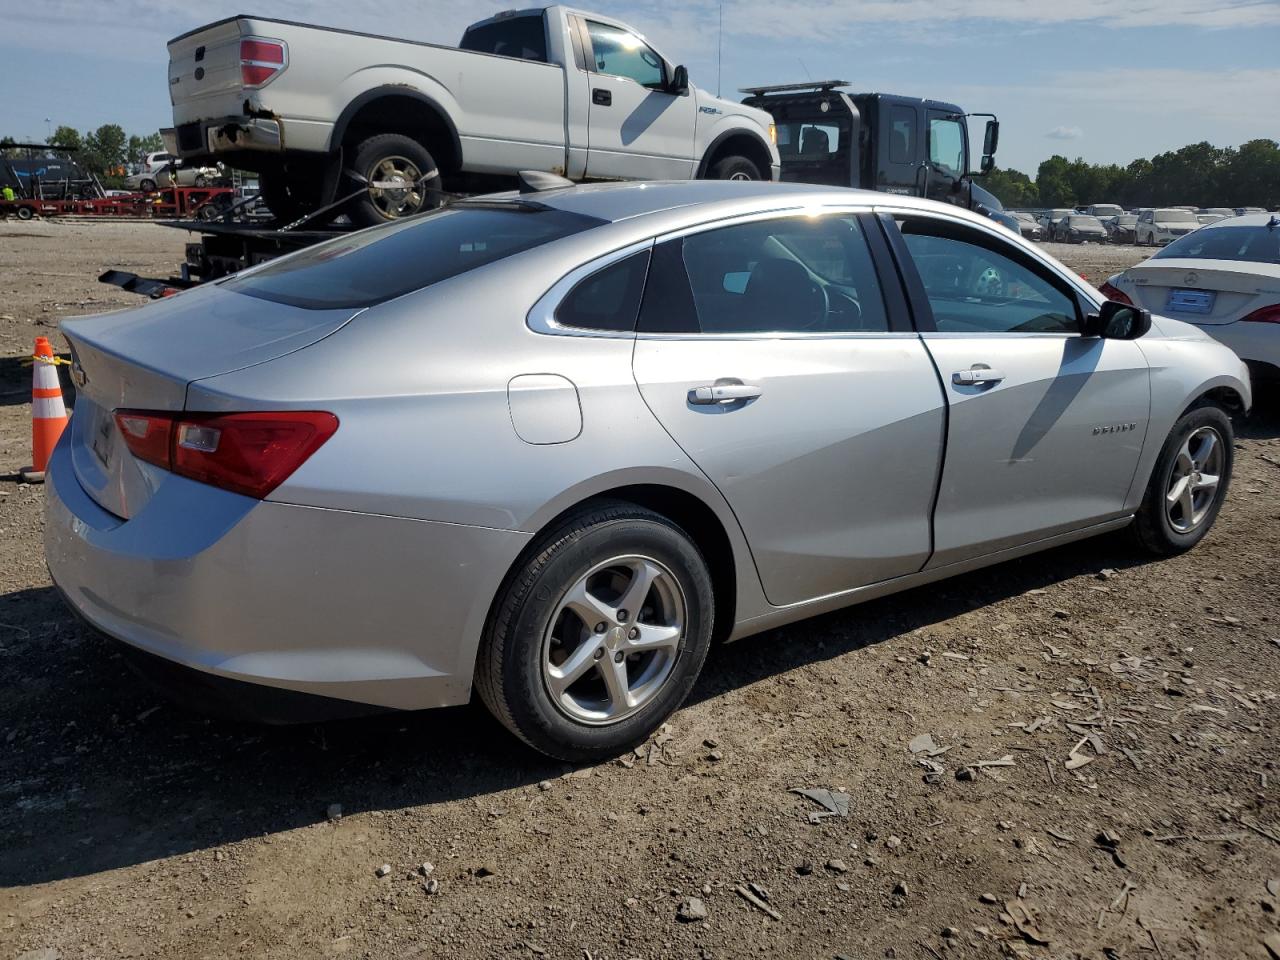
[168,18,245,107]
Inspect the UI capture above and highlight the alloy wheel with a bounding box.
[366,156,425,219]
[1166,426,1223,534]
[541,555,686,725]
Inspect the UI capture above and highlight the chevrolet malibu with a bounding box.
[47,180,1250,761]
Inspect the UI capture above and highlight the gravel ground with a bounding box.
[2,220,1278,960]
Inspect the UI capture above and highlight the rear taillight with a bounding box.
[1241,303,1280,324]
[240,38,286,87]
[1098,281,1133,305]
[114,410,337,499]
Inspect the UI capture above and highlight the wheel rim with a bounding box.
[728,171,754,181]
[540,555,686,726]
[1166,426,1223,534]
[366,156,425,219]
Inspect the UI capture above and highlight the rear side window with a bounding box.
[638,215,890,335]
[225,207,604,309]
[1155,225,1280,265]
[460,16,548,62]
[554,250,651,332]
[889,107,915,163]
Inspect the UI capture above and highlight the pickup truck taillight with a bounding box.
[114,410,337,499]
[240,38,287,87]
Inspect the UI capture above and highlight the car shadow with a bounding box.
[0,529,1148,888]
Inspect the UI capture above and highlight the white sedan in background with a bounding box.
[1102,214,1280,382]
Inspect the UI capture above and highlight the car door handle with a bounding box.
[592,88,612,106]
[952,367,1005,385]
[688,383,763,405]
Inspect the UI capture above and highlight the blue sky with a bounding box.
[2,0,1278,175]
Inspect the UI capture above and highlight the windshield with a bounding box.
[1067,216,1103,228]
[1154,225,1280,264]
[1117,215,1137,225]
[225,206,604,309]
[1154,209,1199,224]
[1091,205,1123,216]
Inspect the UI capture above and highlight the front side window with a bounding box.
[638,214,890,335]
[929,117,964,175]
[894,219,1079,334]
[459,16,549,62]
[585,21,665,87]
[226,206,604,309]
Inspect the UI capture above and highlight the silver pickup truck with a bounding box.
[165,6,780,225]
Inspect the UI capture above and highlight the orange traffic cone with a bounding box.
[20,336,71,483]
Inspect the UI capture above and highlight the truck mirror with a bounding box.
[983,119,999,157]
[669,65,689,95]
[981,154,994,174]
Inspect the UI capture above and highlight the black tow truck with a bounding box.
[740,81,1001,212]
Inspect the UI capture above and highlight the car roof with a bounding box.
[1197,212,1280,228]
[498,179,984,229]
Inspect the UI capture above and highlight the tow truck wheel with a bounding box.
[707,155,762,182]
[347,134,442,228]
[16,205,34,221]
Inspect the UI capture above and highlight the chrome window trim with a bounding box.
[653,204,875,244]
[526,238,655,338]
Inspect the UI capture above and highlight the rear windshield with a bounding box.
[1154,225,1280,264]
[1117,215,1137,225]
[460,15,548,62]
[224,206,603,309]
[1154,209,1199,223]
[1067,216,1103,228]
[1090,205,1123,216]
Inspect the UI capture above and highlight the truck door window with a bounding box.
[585,21,665,88]
[889,107,915,163]
[777,123,840,158]
[928,117,964,175]
[460,15,549,62]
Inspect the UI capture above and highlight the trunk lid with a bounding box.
[1126,258,1280,325]
[168,18,246,108]
[61,285,360,519]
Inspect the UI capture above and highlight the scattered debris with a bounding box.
[825,859,849,874]
[325,803,343,822]
[790,787,852,822]
[1242,819,1280,845]
[676,897,708,922]
[735,884,781,920]
[375,864,392,878]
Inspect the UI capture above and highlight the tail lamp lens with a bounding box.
[1098,281,1133,306]
[114,410,337,499]
[240,39,285,87]
[1241,303,1280,324]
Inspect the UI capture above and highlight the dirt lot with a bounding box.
[2,222,1278,960]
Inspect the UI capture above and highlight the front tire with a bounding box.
[707,154,762,181]
[475,502,715,762]
[1132,405,1233,556]
[346,133,442,228]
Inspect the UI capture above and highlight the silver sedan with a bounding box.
[47,180,1250,760]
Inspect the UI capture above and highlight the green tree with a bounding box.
[126,132,164,164]
[80,123,128,175]
[1036,155,1075,206]
[50,125,82,151]
[984,166,1038,208]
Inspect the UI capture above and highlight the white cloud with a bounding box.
[1047,126,1084,140]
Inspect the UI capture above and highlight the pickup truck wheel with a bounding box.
[707,155,762,181]
[348,134,441,227]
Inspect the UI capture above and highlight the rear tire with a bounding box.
[707,154,762,181]
[475,502,715,762]
[139,178,157,193]
[346,134,442,228]
[1132,405,1233,556]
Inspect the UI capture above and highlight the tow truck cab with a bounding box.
[741,82,999,211]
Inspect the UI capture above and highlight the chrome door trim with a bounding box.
[526,238,654,338]
[653,203,876,244]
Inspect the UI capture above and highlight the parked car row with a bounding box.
[1009,204,1279,246]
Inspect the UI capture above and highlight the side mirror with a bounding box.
[980,154,994,174]
[1087,300,1152,340]
[669,64,689,95]
[983,119,999,156]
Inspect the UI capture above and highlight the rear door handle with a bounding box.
[592,88,612,106]
[688,383,763,405]
[952,367,1005,385]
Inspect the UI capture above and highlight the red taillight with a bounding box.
[1098,281,1133,306]
[1241,303,1280,324]
[240,38,286,87]
[114,410,337,499]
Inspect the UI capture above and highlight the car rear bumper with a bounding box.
[45,433,529,717]
[166,116,283,157]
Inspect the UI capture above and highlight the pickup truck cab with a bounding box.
[164,6,780,225]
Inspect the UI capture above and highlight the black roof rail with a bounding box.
[739,80,851,96]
